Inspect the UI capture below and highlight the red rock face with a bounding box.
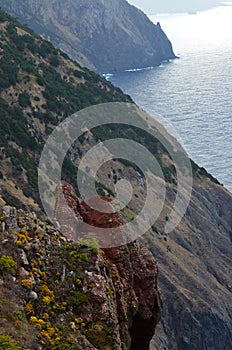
[56,181,126,247]
[80,195,123,228]
[106,242,162,350]
[54,181,83,240]
[60,180,82,216]
[55,181,161,349]
[58,181,122,230]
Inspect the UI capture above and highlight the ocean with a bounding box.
[107,5,232,191]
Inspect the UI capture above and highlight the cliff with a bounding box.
[0,9,232,350]
[0,0,175,72]
[148,176,232,350]
[0,192,161,349]
[67,110,232,350]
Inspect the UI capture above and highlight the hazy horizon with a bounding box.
[128,0,221,14]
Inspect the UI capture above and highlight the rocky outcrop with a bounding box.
[56,180,162,349]
[0,185,161,349]
[105,244,161,350]
[0,0,176,72]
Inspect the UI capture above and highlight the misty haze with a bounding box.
[128,0,220,13]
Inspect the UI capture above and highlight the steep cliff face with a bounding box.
[0,192,161,349]
[67,123,232,350]
[59,180,162,349]
[148,178,232,350]
[0,0,176,72]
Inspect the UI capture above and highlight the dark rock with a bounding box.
[149,179,232,350]
[104,242,161,350]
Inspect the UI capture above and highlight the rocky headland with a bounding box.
[0,0,176,72]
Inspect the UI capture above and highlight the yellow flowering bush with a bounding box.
[30,259,38,268]
[21,279,32,289]
[40,284,55,300]
[42,296,52,305]
[33,228,40,235]
[39,271,47,280]
[17,220,25,228]
[24,303,33,315]
[30,315,62,346]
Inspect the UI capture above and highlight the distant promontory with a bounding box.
[0,0,176,72]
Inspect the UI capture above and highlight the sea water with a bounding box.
[108,5,232,191]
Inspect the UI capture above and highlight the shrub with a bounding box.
[36,75,45,86]
[0,255,16,274]
[85,322,116,349]
[0,335,22,350]
[38,42,52,58]
[73,70,83,79]
[50,54,60,67]
[18,91,31,108]
[69,251,88,264]
[21,279,32,289]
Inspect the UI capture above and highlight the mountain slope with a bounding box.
[70,107,232,350]
[0,0,175,72]
[0,9,131,212]
[0,9,231,350]
[148,178,232,349]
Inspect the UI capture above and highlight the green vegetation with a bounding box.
[68,251,89,264]
[151,225,158,234]
[0,336,22,350]
[0,98,37,150]
[0,8,131,208]
[121,207,135,222]
[85,322,116,349]
[50,54,60,67]
[96,181,115,197]
[92,123,176,183]
[18,91,31,108]
[191,160,220,185]
[0,255,16,274]
[0,7,219,210]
